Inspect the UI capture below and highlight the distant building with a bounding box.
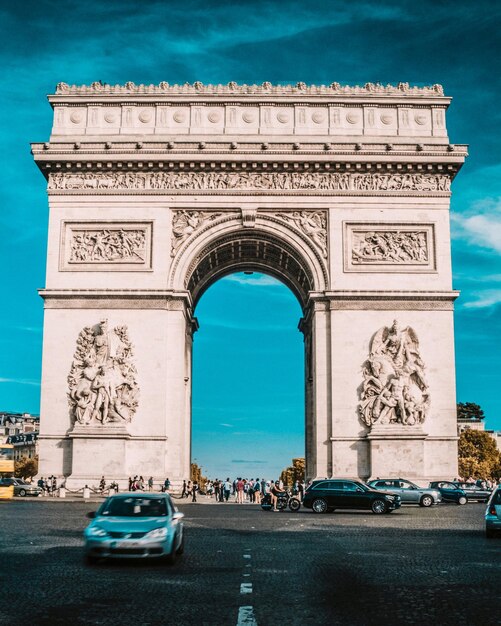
[6,432,39,461]
[0,412,40,438]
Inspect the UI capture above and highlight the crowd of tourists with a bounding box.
[176,477,307,503]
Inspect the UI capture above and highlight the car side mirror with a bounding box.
[172,512,184,521]
[86,511,96,519]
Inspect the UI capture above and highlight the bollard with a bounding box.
[83,486,90,499]
[59,487,66,499]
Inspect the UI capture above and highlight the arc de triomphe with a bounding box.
[32,81,466,487]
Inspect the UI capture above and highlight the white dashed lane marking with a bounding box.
[237,606,258,626]
[240,583,253,594]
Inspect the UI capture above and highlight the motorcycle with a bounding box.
[261,491,301,512]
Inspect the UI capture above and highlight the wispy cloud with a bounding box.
[222,274,284,287]
[219,423,233,428]
[452,198,501,253]
[0,377,40,387]
[462,290,501,309]
[231,459,266,465]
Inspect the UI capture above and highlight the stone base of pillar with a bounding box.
[367,425,427,482]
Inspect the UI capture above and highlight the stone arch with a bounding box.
[169,213,328,309]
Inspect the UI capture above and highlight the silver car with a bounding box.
[83,493,185,564]
[368,478,441,507]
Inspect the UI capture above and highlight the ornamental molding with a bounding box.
[55,81,445,97]
[343,222,436,273]
[67,319,139,428]
[359,320,430,429]
[60,221,152,271]
[48,171,451,194]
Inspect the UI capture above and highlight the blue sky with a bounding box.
[0,1,499,477]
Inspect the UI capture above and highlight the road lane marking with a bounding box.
[240,583,253,594]
[243,554,251,559]
[237,606,257,626]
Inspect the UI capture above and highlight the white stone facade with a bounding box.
[32,81,467,487]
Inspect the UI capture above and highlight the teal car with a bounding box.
[84,493,184,564]
[485,487,501,538]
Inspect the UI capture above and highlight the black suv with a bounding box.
[303,479,401,514]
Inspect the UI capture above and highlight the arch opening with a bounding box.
[191,271,305,480]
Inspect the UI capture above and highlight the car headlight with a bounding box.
[88,526,108,538]
[146,527,168,540]
[385,495,395,500]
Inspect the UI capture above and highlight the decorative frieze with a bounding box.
[48,171,451,194]
[68,319,140,427]
[60,222,152,271]
[359,320,430,429]
[344,223,436,272]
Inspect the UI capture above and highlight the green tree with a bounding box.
[190,462,207,489]
[15,456,38,480]
[458,430,501,480]
[280,457,305,487]
[457,402,485,421]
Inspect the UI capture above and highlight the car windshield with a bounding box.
[14,479,28,485]
[492,490,501,505]
[100,497,167,517]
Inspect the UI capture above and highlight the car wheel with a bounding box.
[371,499,387,514]
[288,498,301,512]
[312,498,328,514]
[164,548,177,565]
[420,495,434,508]
[18,489,26,497]
[458,496,467,505]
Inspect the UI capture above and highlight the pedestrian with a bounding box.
[181,480,187,498]
[148,476,154,492]
[99,476,106,492]
[192,480,198,502]
[163,477,170,493]
[236,477,245,504]
[37,476,44,494]
[224,478,232,502]
[51,475,57,497]
[253,479,261,504]
[128,476,133,491]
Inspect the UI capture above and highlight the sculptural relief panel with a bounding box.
[344,223,436,272]
[358,320,430,429]
[60,222,152,271]
[68,319,140,428]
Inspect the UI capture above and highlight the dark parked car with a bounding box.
[429,481,467,505]
[0,477,42,497]
[485,487,501,538]
[456,483,491,503]
[303,479,401,514]
[368,478,441,507]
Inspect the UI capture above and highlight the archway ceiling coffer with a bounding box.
[184,232,316,308]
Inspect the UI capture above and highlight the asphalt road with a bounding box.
[0,499,499,626]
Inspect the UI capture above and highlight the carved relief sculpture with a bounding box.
[69,228,146,263]
[359,320,430,428]
[67,320,140,427]
[278,211,328,257]
[171,210,223,255]
[49,171,451,193]
[352,231,428,264]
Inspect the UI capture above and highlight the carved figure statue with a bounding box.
[358,320,430,428]
[171,210,223,255]
[67,320,139,427]
[280,211,328,257]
